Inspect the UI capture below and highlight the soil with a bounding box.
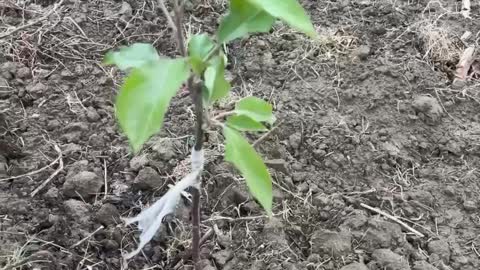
[1,0,480,269]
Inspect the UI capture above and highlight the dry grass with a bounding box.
[417,21,463,64]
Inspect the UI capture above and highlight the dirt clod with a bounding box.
[340,262,369,270]
[95,203,120,226]
[86,107,100,122]
[363,218,404,249]
[412,261,439,270]
[26,82,47,99]
[427,239,450,263]
[355,45,371,60]
[212,249,233,267]
[16,67,31,79]
[64,199,91,225]
[129,154,149,171]
[462,200,477,211]
[133,167,163,190]
[310,228,352,257]
[372,249,411,270]
[63,171,103,198]
[411,95,443,119]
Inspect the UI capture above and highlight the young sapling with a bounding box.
[104,0,316,267]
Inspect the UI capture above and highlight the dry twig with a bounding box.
[361,203,425,238]
[1,144,63,182]
[0,0,65,39]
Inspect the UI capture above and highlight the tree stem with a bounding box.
[171,2,203,268]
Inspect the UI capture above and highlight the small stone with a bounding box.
[96,203,120,226]
[463,200,477,211]
[129,154,149,171]
[133,167,163,190]
[100,239,119,251]
[340,262,369,270]
[265,159,288,173]
[86,107,100,122]
[151,139,176,160]
[311,229,352,257]
[198,259,216,270]
[307,254,321,263]
[63,171,104,198]
[355,45,371,60]
[64,122,89,132]
[262,218,287,246]
[412,261,439,270]
[27,82,47,99]
[364,218,403,248]
[44,187,59,202]
[288,132,302,149]
[427,239,450,262]
[16,67,31,79]
[372,249,411,270]
[212,249,233,267]
[46,119,61,131]
[228,186,250,206]
[412,95,442,118]
[313,193,330,207]
[297,182,309,193]
[60,69,74,79]
[64,199,90,224]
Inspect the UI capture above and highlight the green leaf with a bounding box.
[204,55,231,103]
[104,43,160,70]
[224,126,272,215]
[247,0,317,38]
[217,0,275,43]
[234,96,275,124]
[188,34,215,75]
[116,58,190,152]
[226,115,267,132]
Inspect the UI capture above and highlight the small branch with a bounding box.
[30,145,63,197]
[253,120,283,147]
[70,225,104,248]
[1,144,62,182]
[156,0,177,32]
[360,203,425,238]
[103,159,108,200]
[0,0,64,39]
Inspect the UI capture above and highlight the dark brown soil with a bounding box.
[1,0,480,269]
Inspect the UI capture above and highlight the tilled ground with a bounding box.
[1,0,480,269]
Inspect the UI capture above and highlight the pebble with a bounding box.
[63,171,104,198]
[86,107,100,122]
[340,263,368,270]
[212,249,233,267]
[16,67,31,79]
[95,203,120,226]
[46,119,61,131]
[129,154,149,171]
[264,159,288,173]
[64,199,91,224]
[27,82,47,99]
[372,249,411,270]
[355,45,371,60]
[133,167,163,190]
[427,239,450,262]
[310,229,352,257]
[288,132,302,149]
[462,200,477,211]
[412,261,439,270]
